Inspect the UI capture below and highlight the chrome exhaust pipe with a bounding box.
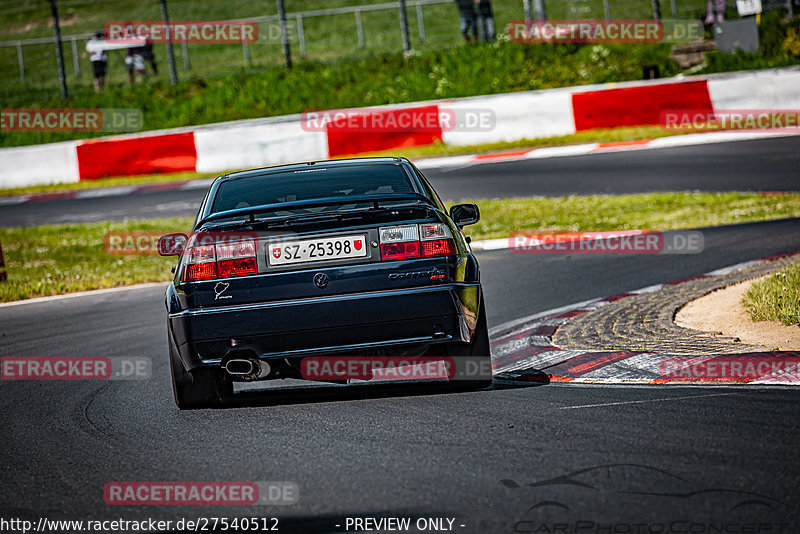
[223,358,271,380]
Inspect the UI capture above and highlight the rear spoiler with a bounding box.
[196,193,436,227]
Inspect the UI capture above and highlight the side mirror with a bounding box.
[449,203,480,227]
[157,233,188,256]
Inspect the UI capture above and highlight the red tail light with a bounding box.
[421,239,456,257]
[379,225,420,261]
[185,261,218,281]
[380,241,420,260]
[379,223,456,261]
[182,239,257,281]
[217,241,257,277]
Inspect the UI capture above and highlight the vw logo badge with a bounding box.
[313,272,329,289]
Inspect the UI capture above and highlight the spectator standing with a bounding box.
[125,46,147,85]
[123,22,147,85]
[704,0,726,25]
[476,0,495,42]
[86,30,108,93]
[454,0,478,42]
[142,37,158,75]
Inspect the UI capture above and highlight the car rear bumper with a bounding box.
[168,283,481,371]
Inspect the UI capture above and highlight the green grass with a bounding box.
[464,192,800,240]
[0,124,680,196]
[2,4,798,150]
[0,0,710,98]
[2,191,799,302]
[743,259,800,326]
[0,39,685,147]
[0,218,190,302]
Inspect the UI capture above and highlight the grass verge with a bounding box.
[1,125,682,197]
[466,192,800,240]
[0,218,190,303]
[743,259,800,326]
[2,192,799,303]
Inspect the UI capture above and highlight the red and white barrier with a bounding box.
[193,119,327,173]
[0,141,80,189]
[1,67,798,189]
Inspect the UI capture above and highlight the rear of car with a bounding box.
[161,157,489,408]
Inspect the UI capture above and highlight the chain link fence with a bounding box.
[0,0,781,102]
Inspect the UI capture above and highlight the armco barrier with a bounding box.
[1,67,799,189]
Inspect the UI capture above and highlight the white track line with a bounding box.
[0,282,167,308]
[558,392,739,409]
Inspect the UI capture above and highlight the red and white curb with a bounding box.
[489,252,800,386]
[416,130,800,170]
[4,128,798,208]
[0,178,214,207]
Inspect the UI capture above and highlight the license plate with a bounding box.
[268,234,368,266]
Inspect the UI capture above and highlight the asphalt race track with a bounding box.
[1,136,799,228]
[2,139,800,532]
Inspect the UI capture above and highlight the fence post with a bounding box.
[355,9,366,48]
[159,0,178,84]
[651,0,662,20]
[399,0,411,52]
[277,0,292,69]
[416,3,426,42]
[603,0,611,19]
[524,0,532,21]
[670,0,677,16]
[0,240,6,282]
[16,43,25,82]
[47,0,68,99]
[242,26,251,65]
[297,15,307,57]
[71,37,80,76]
[534,0,547,20]
[181,41,190,69]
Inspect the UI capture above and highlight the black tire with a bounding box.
[447,298,493,390]
[170,344,232,409]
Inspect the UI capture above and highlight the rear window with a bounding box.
[211,164,416,214]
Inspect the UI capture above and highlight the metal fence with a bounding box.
[0,0,780,101]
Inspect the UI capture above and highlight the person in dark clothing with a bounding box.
[454,0,478,42]
[476,0,495,42]
[141,38,158,75]
[123,22,147,85]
